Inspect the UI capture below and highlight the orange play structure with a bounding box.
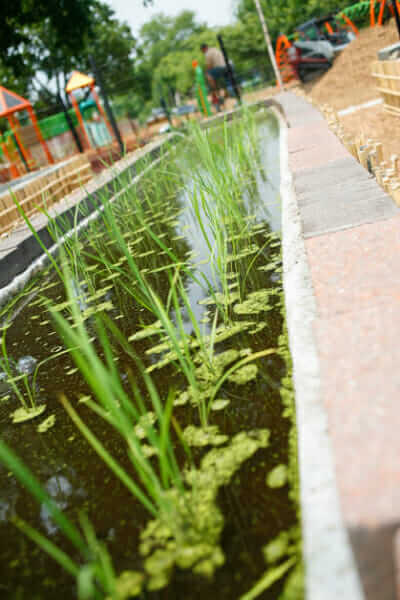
[65,71,113,150]
[0,86,54,179]
[370,0,400,26]
[275,35,297,84]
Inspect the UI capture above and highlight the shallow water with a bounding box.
[0,110,300,599]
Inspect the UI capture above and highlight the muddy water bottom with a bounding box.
[0,111,298,599]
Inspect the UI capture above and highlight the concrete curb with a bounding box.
[277,107,364,600]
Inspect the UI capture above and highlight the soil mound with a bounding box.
[309,20,398,110]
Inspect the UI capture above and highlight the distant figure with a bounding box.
[200,43,234,99]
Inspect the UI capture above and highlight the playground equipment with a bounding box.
[0,86,54,179]
[275,13,358,83]
[370,0,400,26]
[66,71,114,150]
[192,61,212,117]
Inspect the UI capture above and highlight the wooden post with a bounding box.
[7,115,33,171]
[374,142,384,163]
[1,141,20,179]
[69,92,92,150]
[27,106,54,165]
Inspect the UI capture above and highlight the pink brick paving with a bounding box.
[281,90,400,599]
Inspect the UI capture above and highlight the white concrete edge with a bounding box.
[275,107,364,599]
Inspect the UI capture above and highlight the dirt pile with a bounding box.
[309,21,398,110]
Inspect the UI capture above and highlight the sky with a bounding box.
[106,0,237,35]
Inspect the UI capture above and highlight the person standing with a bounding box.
[200,43,234,100]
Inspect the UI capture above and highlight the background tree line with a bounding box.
[2,1,359,124]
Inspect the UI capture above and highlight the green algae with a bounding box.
[198,291,240,307]
[145,323,258,371]
[257,258,281,273]
[37,414,56,433]
[140,429,270,591]
[11,405,46,423]
[182,425,228,447]
[128,321,162,342]
[209,398,230,411]
[267,464,288,489]
[262,525,303,599]
[226,244,259,263]
[141,444,159,458]
[234,289,274,316]
[263,532,290,564]
[195,349,240,382]
[134,412,156,440]
[248,321,267,335]
[171,348,245,409]
[227,364,258,385]
[225,272,239,280]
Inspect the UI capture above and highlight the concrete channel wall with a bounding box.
[0,136,172,306]
[0,94,394,599]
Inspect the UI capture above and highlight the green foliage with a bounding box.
[2,1,368,120]
[236,0,356,40]
[112,95,143,121]
[1,0,137,110]
[0,0,94,76]
[343,0,388,26]
[135,11,208,108]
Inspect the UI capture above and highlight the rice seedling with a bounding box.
[0,439,144,600]
[0,324,44,422]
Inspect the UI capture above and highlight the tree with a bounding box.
[150,29,216,102]
[139,10,204,70]
[2,1,138,112]
[135,10,206,103]
[236,0,353,41]
[1,1,95,77]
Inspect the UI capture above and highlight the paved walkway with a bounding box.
[279,91,400,600]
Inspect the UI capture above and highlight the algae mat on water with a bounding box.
[0,108,302,599]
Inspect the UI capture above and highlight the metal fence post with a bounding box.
[217,34,242,103]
